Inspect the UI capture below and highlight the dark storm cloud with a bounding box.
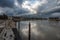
[41,6,60,14]
[0,0,14,7]
[0,0,29,16]
[39,6,60,17]
[50,13,60,17]
[14,7,29,15]
[0,0,58,16]
[0,0,23,7]
[17,0,23,4]
[32,0,57,14]
[0,7,29,16]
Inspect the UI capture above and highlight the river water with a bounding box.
[19,20,60,40]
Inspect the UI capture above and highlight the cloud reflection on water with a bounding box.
[20,20,60,40]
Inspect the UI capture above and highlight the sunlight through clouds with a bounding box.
[22,0,48,14]
[22,1,37,14]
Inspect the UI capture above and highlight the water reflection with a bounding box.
[19,20,60,40]
[31,22,39,36]
[20,21,29,37]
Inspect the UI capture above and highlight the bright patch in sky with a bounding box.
[22,0,48,14]
[14,0,21,8]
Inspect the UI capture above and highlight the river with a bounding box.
[18,20,60,40]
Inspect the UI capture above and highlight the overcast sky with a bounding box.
[0,0,60,17]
